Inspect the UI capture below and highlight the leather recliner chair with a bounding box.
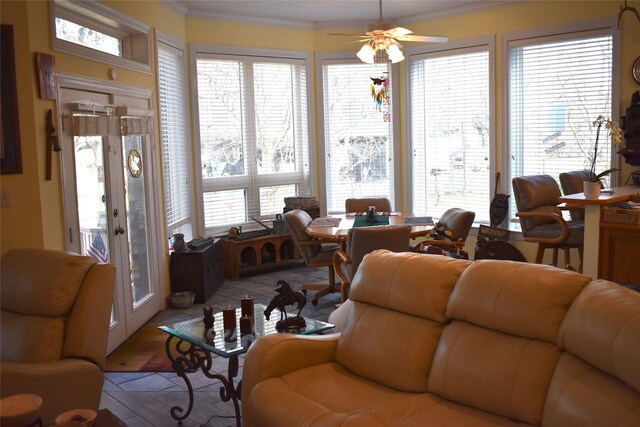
[0,249,116,425]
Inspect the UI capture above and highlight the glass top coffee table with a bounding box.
[159,303,333,426]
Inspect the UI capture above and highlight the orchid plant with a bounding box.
[587,115,623,182]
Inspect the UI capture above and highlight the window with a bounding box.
[51,0,151,73]
[193,48,311,235]
[408,40,493,223]
[318,55,398,214]
[157,35,193,241]
[506,25,616,224]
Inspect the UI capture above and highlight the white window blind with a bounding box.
[157,40,193,237]
[508,30,614,217]
[409,47,491,222]
[321,61,394,214]
[196,53,310,233]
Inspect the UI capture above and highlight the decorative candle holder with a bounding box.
[241,295,254,318]
[240,315,252,335]
[223,306,236,331]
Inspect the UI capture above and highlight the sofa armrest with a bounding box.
[242,333,340,404]
[64,262,116,369]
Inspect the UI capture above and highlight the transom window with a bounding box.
[51,0,151,73]
[55,16,123,57]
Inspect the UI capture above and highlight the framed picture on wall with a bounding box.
[36,52,57,100]
[1,24,23,175]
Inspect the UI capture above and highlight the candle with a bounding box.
[223,306,236,331]
[240,315,252,335]
[241,295,254,318]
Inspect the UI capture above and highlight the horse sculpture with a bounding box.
[264,280,307,331]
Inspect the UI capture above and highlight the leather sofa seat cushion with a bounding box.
[429,321,560,425]
[448,260,590,343]
[559,280,640,394]
[542,353,640,427]
[1,249,95,317]
[1,311,64,362]
[246,362,529,427]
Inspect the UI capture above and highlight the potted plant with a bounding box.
[584,115,623,198]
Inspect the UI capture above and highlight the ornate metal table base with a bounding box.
[165,335,242,426]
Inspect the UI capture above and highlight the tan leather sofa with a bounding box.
[242,250,640,426]
[1,249,116,424]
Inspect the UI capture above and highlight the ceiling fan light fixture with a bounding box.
[357,44,375,64]
[374,48,390,64]
[387,44,404,63]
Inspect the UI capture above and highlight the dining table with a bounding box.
[305,212,433,247]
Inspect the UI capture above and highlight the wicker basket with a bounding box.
[602,206,640,225]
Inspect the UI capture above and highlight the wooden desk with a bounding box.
[306,213,432,245]
[559,185,640,279]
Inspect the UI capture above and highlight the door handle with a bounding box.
[115,226,125,235]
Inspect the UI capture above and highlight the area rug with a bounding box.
[105,324,174,372]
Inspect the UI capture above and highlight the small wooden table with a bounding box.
[559,185,640,279]
[305,213,432,246]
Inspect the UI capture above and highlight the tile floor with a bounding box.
[100,264,341,427]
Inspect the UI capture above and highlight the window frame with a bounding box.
[156,32,195,243]
[51,0,151,74]
[404,36,496,223]
[190,45,315,237]
[315,51,401,215]
[501,19,620,229]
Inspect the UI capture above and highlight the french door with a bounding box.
[58,81,162,353]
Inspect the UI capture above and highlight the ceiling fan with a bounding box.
[330,0,448,64]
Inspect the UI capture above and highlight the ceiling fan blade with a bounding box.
[395,34,448,43]
[386,26,413,37]
[326,32,368,37]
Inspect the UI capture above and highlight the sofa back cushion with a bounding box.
[335,251,471,392]
[542,280,640,426]
[1,249,95,317]
[428,260,590,425]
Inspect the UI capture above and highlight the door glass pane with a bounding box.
[122,134,152,305]
[74,136,110,263]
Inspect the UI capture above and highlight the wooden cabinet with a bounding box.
[170,239,224,303]
[222,234,302,280]
[599,223,640,286]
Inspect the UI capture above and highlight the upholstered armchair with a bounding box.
[413,207,475,256]
[512,174,584,270]
[559,169,601,220]
[0,248,116,425]
[334,225,411,302]
[283,210,340,305]
[344,197,393,213]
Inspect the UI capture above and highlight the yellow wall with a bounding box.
[1,0,639,268]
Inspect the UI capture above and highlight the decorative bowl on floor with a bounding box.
[170,291,195,309]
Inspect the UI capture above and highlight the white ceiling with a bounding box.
[163,0,516,28]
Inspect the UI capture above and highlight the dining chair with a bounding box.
[413,207,475,257]
[512,174,584,270]
[345,197,393,213]
[559,170,602,221]
[333,225,411,302]
[282,209,340,305]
